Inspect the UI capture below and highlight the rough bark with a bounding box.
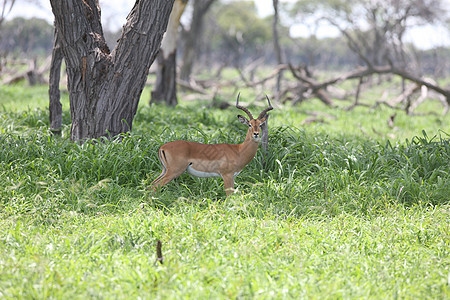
[49,0,174,141]
[151,0,188,106]
[48,25,63,134]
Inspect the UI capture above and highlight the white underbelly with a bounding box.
[187,165,220,178]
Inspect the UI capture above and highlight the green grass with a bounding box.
[0,83,449,298]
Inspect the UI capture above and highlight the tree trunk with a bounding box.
[272,0,283,101]
[179,0,215,81]
[261,114,269,168]
[49,0,174,141]
[48,25,63,135]
[151,51,178,106]
[151,0,188,106]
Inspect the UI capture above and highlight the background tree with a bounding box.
[1,0,16,73]
[280,0,449,109]
[0,17,52,55]
[1,0,448,112]
[49,0,174,141]
[151,0,188,106]
[48,25,62,134]
[0,0,15,26]
[324,0,449,108]
[286,0,446,70]
[179,0,215,81]
[204,1,272,68]
[272,0,284,101]
[329,0,445,69]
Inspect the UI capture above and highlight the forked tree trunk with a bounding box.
[49,0,174,141]
[151,0,188,106]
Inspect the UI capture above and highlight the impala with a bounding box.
[150,94,273,195]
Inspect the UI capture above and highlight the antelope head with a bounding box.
[236,93,273,142]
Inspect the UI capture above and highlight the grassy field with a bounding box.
[0,82,449,298]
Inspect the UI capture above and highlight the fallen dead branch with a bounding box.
[288,64,335,107]
[2,56,51,85]
[288,63,449,114]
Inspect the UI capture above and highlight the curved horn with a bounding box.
[257,95,273,119]
[236,92,254,120]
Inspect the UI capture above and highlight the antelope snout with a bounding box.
[253,132,259,139]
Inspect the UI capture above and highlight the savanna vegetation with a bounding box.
[1,0,449,298]
[0,80,449,298]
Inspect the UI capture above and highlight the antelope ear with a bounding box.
[237,115,250,125]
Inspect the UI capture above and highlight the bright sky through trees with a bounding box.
[6,0,450,50]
